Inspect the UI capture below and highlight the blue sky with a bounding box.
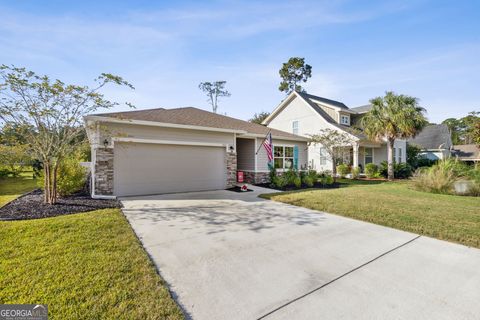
[0,0,479,123]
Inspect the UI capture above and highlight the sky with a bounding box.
[0,0,479,123]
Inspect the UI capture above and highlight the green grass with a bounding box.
[0,209,184,320]
[0,174,39,207]
[261,180,480,248]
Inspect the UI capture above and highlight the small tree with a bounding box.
[361,91,428,180]
[279,57,312,94]
[474,120,480,147]
[308,128,354,181]
[198,81,231,113]
[249,111,270,125]
[0,65,133,204]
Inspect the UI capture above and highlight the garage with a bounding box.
[113,142,227,196]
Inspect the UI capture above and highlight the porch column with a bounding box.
[353,143,359,168]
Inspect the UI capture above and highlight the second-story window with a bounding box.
[340,115,350,125]
[292,121,299,135]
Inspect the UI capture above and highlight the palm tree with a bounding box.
[361,91,428,180]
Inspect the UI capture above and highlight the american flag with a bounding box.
[263,132,273,162]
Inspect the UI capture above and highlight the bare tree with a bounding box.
[308,128,354,180]
[0,65,133,204]
[198,81,231,113]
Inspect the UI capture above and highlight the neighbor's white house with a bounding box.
[262,91,407,172]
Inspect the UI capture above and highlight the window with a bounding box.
[274,145,294,169]
[340,115,350,125]
[398,147,402,163]
[393,148,396,163]
[292,121,299,135]
[364,147,373,164]
[319,147,327,165]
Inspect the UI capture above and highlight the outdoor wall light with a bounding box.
[103,139,109,148]
[229,145,234,152]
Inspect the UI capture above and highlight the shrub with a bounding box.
[283,169,299,186]
[379,161,413,179]
[365,163,378,179]
[307,170,318,182]
[351,167,361,179]
[293,176,302,188]
[57,157,87,196]
[302,175,314,187]
[273,175,287,189]
[325,175,334,185]
[411,166,456,194]
[336,164,350,177]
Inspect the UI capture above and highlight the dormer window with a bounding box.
[340,115,350,125]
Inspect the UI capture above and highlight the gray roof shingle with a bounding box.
[90,107,306,140]
[407,124,452,150]
[350,104,372,113]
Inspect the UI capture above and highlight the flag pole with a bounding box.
[255,130,271,155]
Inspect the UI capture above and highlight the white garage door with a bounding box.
[114,142,226,196]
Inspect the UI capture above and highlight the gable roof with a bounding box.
[87,107,307,140]
[296,92,349,110]
[407,124,452,150]
[451,144,480,161]
[263,91,364,139]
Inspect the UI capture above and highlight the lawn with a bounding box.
[0,209,184,320]
[0,174,39,207]
[261,180,480,248]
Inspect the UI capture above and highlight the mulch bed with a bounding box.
[254,182,340,192]
[0,189,122,221]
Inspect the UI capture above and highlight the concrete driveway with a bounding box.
[121,186,480,320]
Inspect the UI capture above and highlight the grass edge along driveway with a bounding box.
[260,180,480,249]
[0,208,184,320]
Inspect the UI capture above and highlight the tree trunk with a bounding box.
[43,163,50,203]
[387,139,395,180]
[42,161,58,205]
[332,157,337,183]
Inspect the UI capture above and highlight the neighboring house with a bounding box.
[84,107,308,198]
[262,91,407,172]
[407,124,452,160]
[451,144,480,163]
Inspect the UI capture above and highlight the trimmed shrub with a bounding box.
[57,157,87,196]
[351,167,361,179]
[336,164,350,177]
[364,163,378,179]
[293,176,302,188]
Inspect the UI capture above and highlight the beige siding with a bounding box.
[318,104,338,122]
[237,138,255,171]
[100,122,235,148]
[256,138,308,172]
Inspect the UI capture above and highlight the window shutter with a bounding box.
[293,145,299,169]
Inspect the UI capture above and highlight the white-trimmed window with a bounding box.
[319,147,327,165]
[393,148,396,163]
[274,145,294,169]
[340,115,350,125]
[292,121,299,135]
[364,147,373,164]
[398,147,402,163]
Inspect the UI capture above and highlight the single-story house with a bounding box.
[451,144,480,163]
[262,91,407,172]
[84,107,308,198]
[407,124,452,160]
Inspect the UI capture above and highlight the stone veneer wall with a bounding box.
[226,152,237,188]
[94,148,114,195]
[243,171,270,184]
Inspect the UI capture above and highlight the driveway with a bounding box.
[121,186,480,320]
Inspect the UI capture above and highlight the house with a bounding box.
[84,107,308,198]
[451,144,480,163]
[407,124,452,160]
[262,91,407,172]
